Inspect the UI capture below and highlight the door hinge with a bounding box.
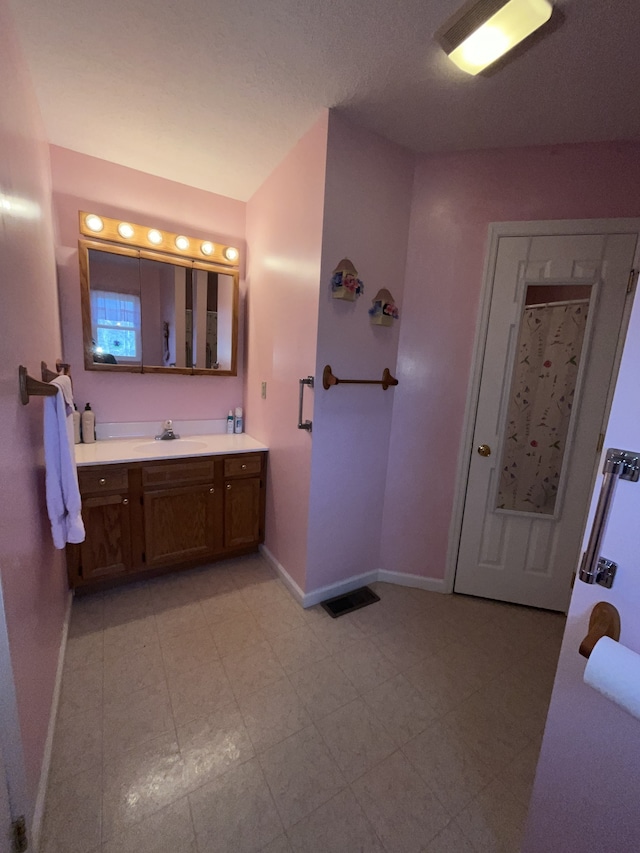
[12,815,28,852]
[628,268,639,294]
[596,432,605,454]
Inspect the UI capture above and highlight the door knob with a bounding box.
[477,444,491,457]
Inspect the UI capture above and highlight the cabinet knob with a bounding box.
[241,464,247,470]
[122,498,129,505]
[226,484,232,490]
[209,488,215,494]
[99,478,106,485]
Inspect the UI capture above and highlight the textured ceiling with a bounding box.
[10,0,640,201]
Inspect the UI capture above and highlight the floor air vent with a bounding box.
[321,586,380,618]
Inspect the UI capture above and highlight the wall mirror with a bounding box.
[79,240,239,375]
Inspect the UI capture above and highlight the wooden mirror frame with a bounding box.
[79,239,239,376]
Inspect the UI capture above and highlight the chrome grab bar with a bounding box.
[578,448,639,586]
[298,376,314,432]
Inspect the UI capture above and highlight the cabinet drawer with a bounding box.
[224,455,262,478]
[78,466,129,495]
[142,459,215,489]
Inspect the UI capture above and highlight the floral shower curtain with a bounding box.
[497,300,589,514]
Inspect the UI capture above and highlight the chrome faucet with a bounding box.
[155,419,180,440]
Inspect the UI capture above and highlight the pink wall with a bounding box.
[382,141,640,581]
[245,114,329,590]
[523,279,640,852]
[0,0,69,817]
[305,113,414,592]
[50,146,246,424]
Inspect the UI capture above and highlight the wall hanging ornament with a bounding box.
[331,258,364,301]
[369,288,399,326]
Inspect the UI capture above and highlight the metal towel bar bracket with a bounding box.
[298,376,314,431]
[578,448,639,586]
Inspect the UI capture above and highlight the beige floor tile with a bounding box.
[351,750,449,853]
[102,796,197,853]
[154,601,208,638]
[176,702,254,787]
[159,625,219,674]
[372,624,433,671]
[102,734,190,839]
[424,818,477,853]
[189,757,283,853]
[308,614,365,655]
[347,600,402,636]
[67,595,105,637]
[258,726,347,828]
[260,836,293,852]
[102,585,154,626]
[403,653,482,716]
[288,657,359,721]
[58,662,103,720]
[403,718,495,816]
[362,673,439,745]
[40,765,102,853]
[200,588,251,622]
[211,611,268,657]
[103,614,159,658]
[333,637,397,692]
[103,639,166,699]
[103,681,174,754]
[287,787,385,853]
[64,629,104,670]
[49,704,103,783]
[223,640,286,699]
[455,778,529,853]
[269,625,329,674]
[254,598,308,638]
[316,697,396,783]
[241,579,292,612]
[167,660,236,725]
[299,603,331,627]
[497,741,542,808]
[239,677,312,752]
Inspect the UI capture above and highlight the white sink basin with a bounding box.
[132,439,209,454]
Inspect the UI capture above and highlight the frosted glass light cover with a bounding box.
[118,222,134,238]
[148,229,163,245]
[85,214,104,232]
[175,235,189,250]
[224,246,239,261]
[447,0,552,75]
[201,241,214,255]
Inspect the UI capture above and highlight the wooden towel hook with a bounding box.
[579,601,621,659]
[19,360,71,405]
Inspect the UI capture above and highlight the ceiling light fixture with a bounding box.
[201,241,214,256]
[118,222,134,239]
[175,235,189,250]
[436,0,553,76]
[148,229,163,245]
[224,247,239,262]
[85,214,104,232]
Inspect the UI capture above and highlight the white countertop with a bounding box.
[75,434,269,467]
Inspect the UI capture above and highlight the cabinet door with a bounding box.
[223,477,261,549]
[79,493,132,581]
[144,484,216,567]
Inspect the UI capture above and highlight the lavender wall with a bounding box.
[305,113,414,593]
[245,115,329,590]
[49,146,246,425]
[0,0,69,816]
[382,141,640,581]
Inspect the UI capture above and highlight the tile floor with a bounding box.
[41,553,565,853]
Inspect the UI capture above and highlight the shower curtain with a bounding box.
[497,301,589,514]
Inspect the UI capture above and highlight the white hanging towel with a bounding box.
[44,375,85,549]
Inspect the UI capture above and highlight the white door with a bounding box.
[522,272,640,852]
[455,222,639,611]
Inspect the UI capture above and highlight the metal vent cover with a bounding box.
[436,0,509,52]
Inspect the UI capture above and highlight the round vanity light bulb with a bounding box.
[201,241,214,256]
[85,214,104,232]
[118,222,134,239]
[148,229,163,245]
[224,246,239,262]
[175,235,189,250]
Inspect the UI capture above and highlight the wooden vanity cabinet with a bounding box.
[69,466,133,583]
[67,451,267,590]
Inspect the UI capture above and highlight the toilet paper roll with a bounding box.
[584,636,640,721]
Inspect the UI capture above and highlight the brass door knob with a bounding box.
[477,444,491,457]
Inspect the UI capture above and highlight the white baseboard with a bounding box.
[259,545,305,606]
[31,590,72,852]
[377,570,447,594]
[259,545,448,607]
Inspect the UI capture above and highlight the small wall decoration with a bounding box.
[331,258,364,301]
[369,288,399,326]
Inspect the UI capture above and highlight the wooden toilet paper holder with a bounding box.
[579,602,621,659]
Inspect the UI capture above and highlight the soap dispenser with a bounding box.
[226,410,234,434]
[81,403,96,443]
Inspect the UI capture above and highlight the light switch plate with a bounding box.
[261,381,267,399]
